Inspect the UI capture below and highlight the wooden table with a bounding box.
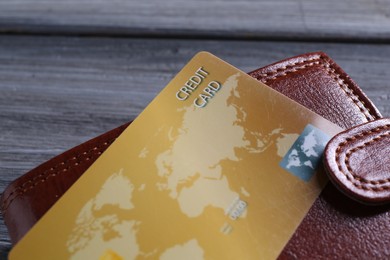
[0,1,389,257]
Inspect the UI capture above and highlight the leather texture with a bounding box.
[1,52,389,259]
[324,118,390,205]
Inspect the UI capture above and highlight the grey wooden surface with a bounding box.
[0,0,390,257]
[1,0,390,41]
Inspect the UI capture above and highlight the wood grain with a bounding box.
[0,35,389,253]
[0,0,390,41]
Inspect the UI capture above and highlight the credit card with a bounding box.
[10,52,342,260]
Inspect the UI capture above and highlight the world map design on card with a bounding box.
[10,52,341,260]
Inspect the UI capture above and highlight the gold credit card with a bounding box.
[10,52,342,260]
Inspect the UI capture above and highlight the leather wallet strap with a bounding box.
[324,118,390,205]
[2,52,389,259]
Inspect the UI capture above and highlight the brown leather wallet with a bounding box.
[1,52,389,259]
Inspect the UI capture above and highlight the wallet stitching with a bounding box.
[261,60,321,82]
[321,65,374,121]
[259,57,375,121]
[1,139,115,213]
[253,56,320,78]
[1,56,378,213]
[335,124,390,191]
